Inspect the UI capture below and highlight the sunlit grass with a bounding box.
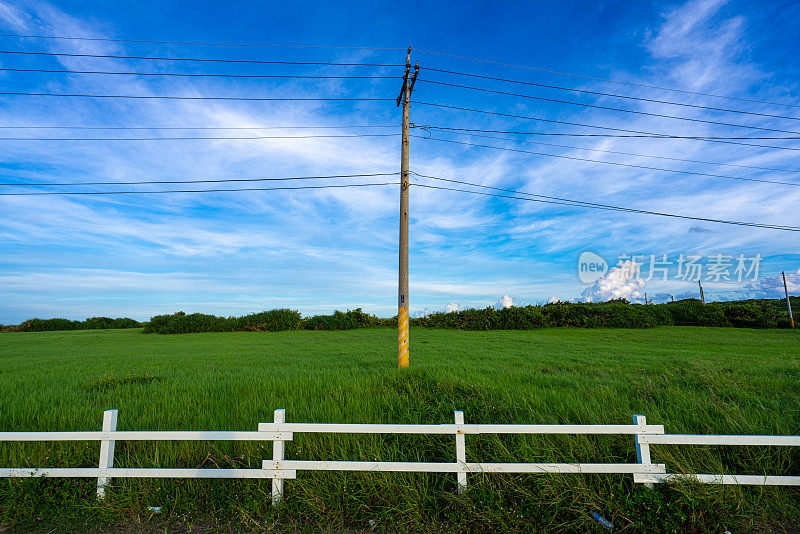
[0,327,798,532]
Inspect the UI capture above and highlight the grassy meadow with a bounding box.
[0,326,798,532]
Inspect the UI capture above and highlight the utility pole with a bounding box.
[782,271,794,329]
[698,280,705,304]
[397,48,418,368]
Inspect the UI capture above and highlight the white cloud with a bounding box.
[580,261,646,302]
[444,301,460,312]
[0,1,29,31]
[648,0,756,92]
[411,307,436,318]
[495,294,514,309]
[744,269,800,297]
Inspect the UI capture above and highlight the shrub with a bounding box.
[415,305,547,331]
[144,309,302,334]
[719,303,784,329]
[237,309,301,331]
[496,305,547,329]
[541,299,672,328]
[18,318,83,332]
[12,317,141,332]
[663,299,730,327]
[301,308,381,330]
[143,312,230,334]
[83,317,141,329]
[415,300,674,330]
[119,297,800,335]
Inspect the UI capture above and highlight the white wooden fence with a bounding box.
[0,409,797,503]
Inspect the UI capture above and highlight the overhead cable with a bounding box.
[417,79,800,135]
[412,135,800,187]
[413,101,800,152]
[422,67,800,121]
[0,49,402,67]
[415,48,800,109]
[0,182,398,196]
[412,179,800,232]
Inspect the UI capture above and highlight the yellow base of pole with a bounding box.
[398,307,409,368]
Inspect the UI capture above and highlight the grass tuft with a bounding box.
[86,372,162,392]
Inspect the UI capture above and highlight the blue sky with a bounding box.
[1,0,799,323]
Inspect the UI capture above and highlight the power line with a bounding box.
[421,127,800,174]
[0,67,400,79]
[415,48,800,110]
[423,67,800,122]
[411,177,800,232]
[417,79,800,135]
[0,182,398,196]
[415,182,800,232]
[0,172,398,186]
[0,133,400,141]
[0,91,393,102]
[0,33,405,50]
[0,49,402,67]
[413,135,800,188]
[2,123,796,140]
[413,101,800,152]
[0,125,395,130]
[419,125,800,140]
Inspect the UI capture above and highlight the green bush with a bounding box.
[17,318,82,332]
[143,312,230,334]
[144,309,302,334]
[14,317,141,332]
[719,303,786,329]
[411,298,792,330]
[237,309,302,331]
[542,299,671,328]
[302,308,382,330]
[28,297,791,335]
[416,305,547,330]
[663,299,730,327]
[496,305,547,329]
[83,317,141,329]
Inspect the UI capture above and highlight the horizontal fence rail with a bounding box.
[0,409,796,502]
[637,434,800,446]
[634,473,800,486]
[0,468,296,479]
[254,423,666,435]
[0,431,292,441]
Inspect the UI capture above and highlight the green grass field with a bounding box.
[1,327,798,532]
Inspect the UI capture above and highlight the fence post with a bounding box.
[272,409,286,506]
[632,414,653,489]
[97,409,118,500]
[454,411,467,494]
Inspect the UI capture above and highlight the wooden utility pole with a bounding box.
[397,48,418,368]
[698,280,705,304]
[782,271,794,328]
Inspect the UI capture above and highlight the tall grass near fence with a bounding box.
[0,327,798,532]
